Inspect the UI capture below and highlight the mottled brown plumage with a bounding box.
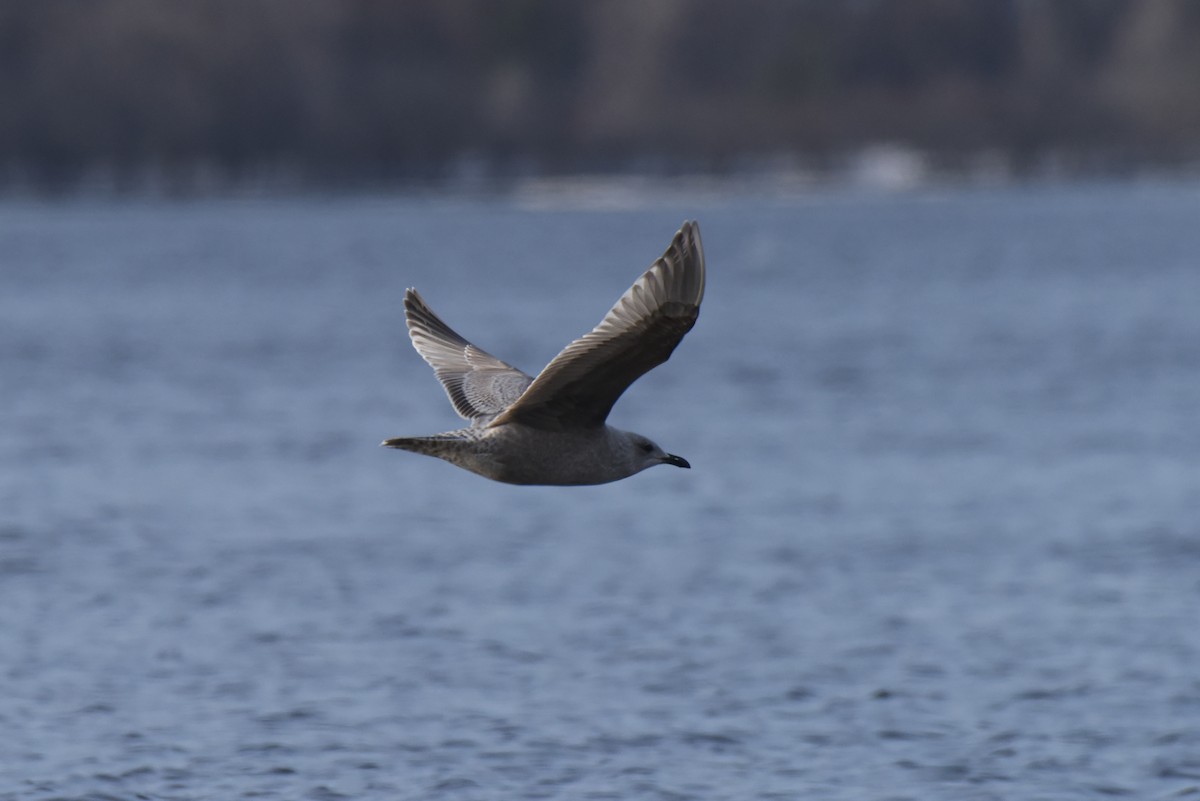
[383,221,706,485]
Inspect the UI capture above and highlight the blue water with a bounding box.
[2,183,1200,800]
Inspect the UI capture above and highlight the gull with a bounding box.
[382,221,706,485]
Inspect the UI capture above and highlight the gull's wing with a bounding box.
[490,221,705,431]
[404,289,533,422]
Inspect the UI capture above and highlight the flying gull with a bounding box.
[382,221,706,485]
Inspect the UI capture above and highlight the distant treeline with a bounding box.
[3,0,1199,190]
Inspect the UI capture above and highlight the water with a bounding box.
[2,183,1200,800]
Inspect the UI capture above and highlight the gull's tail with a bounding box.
[380,430,476,458]
[382,436,450,456]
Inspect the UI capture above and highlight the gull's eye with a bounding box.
[639,442,654,453]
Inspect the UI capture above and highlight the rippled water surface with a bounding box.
[3,184,1200,800]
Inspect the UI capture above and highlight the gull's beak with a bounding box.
[661,453,691,469]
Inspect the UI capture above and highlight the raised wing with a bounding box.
[490,221,705,431]
[404,289,533,421]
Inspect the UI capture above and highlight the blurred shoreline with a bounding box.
[5,1,1199,200]
[3,144,1199,204]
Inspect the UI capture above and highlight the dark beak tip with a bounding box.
[665,454,691,469]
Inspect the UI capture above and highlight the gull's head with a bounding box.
[627,433,691,472]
